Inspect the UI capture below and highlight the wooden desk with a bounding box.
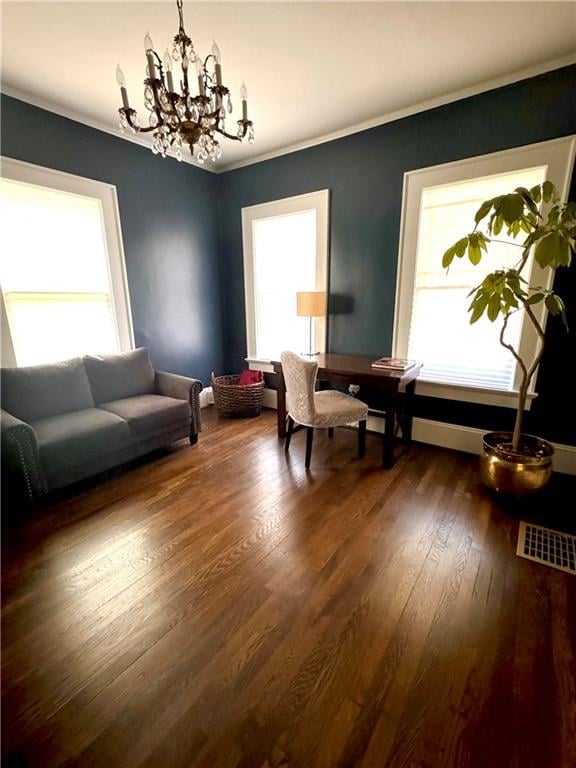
[271,354,422,468]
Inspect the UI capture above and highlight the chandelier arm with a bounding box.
[147,76,162,110]
[214,127,242,142]
[124,111,156,133]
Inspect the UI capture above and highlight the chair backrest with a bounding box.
[280,351,317,425]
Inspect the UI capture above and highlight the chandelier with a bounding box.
[115,0,254,163]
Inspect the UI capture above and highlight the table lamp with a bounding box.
[297,291,327,356]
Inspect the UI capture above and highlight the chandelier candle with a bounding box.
[212,41,222,86]
[163,51,175,92]
[116,66,130,110]
[196,57,206,96]
[115,0,254,163]
[144,33,156,78]
[241,82,248,121]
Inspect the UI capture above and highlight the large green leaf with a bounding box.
[468,244,482,265]
[501,194,524,225]
[469,294,489,324]
[474,199,493,224]
[442,246,456,268]
[515,186,540,217]
[487,294,501,322]
[442,236,469,268]
[454,237,468,257]
[492,215,503,236]
[542,180,556,203]
[544,293,568,330]
[524,227,548,249]
[545,293,562,315]
[535,232,570,269]
[502,287,519,308]
[477,233,489,251]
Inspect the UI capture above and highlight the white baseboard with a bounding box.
[200,386,214,409]
[263,388,278,409]
[260,387,576,476]
[371,415,576,475]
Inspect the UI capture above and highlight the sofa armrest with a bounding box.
[155,371,203,436]
[1,409,46,501]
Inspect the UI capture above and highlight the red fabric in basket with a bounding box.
[238,369,263,386]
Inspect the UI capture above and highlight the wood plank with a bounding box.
[2,408,575,768]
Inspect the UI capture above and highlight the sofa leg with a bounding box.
[189,433,199,445]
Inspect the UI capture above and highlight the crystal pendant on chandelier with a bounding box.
[115,0,254,162]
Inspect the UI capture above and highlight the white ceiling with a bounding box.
[2,2,575,170]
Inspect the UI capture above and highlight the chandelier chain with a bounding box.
[176,0,184,31]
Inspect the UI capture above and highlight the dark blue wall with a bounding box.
[218,66,576,445]
[1,94,222,385]
[2,67,576,445]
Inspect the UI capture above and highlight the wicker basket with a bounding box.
[211,373,265,418]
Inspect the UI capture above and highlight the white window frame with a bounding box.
[241,189,329,367]
[0,156,134,367]
[393,136,576,408]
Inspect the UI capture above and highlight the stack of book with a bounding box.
[370,357,417,372]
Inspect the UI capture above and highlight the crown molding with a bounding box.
[3,52,575,176]
[0,85,218,174]
[219,53,576,172]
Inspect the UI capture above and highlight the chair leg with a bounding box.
[328,427,334,439]
[285,416,295,453]
[358,419,367,458]
[305,427,314,469]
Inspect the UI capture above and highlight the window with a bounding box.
[394,137,575,407]
[242,190,329,362]
[0,159,133,367]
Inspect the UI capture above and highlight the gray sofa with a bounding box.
[1,348,202,502]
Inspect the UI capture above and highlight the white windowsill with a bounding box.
[416,379,536,410]
[246,357,275,373]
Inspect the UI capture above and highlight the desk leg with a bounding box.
[383,405,396,469]
[276,374,287,439]
[402,379,416,442]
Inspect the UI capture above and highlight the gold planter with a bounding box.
[480,432,554,497]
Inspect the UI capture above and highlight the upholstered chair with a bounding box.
[280,351,369,469]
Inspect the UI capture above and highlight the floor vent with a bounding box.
[517,522,576,575]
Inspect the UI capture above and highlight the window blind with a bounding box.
[407,166,546,391]
[252,209,317,360]
[0,178,120,367]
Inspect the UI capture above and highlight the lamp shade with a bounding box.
[296,291,326,317]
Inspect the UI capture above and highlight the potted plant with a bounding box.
[442,180,575,495]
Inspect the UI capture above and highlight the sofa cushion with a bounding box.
[31,408,129,479]
[99,395,191,436]
[84,348,155,405]
[1,358,94,423]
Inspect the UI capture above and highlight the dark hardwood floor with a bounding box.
[2,408,575,768]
